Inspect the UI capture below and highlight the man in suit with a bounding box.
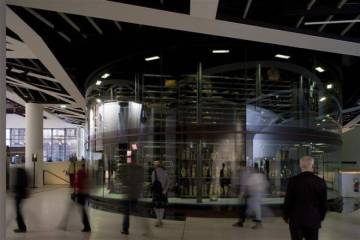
[283,156,327,240]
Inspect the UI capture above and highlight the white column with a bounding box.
[0,1,6,239]
[25,103,43,188]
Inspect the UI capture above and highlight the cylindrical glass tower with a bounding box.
[85,51,342,212]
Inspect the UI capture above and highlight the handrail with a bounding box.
[43,170,69,184]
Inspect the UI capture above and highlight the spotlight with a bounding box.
[145,56,160,61]
[275,54,290,59]
[101,73,110,79]
[315,67,325,73]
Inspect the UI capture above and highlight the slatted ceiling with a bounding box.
[217,0,360,40]
[6,28,23,42]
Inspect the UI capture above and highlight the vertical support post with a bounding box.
[299,75,304,127]
[255,64,262,108]
[25,103,44,188]
[196,62,202,203]
[0,1,6,239]
[0,0,6,240]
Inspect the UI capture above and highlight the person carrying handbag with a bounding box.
[152,162,169,227]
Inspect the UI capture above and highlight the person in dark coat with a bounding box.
[121,162,146,235]
[13,167,29,233]
[283,156,327,240]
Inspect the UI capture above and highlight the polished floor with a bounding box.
[5,187,360,240]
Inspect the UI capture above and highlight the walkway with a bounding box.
[5,187,360,240]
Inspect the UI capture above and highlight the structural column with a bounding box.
[0,1,6,239]
[25,103,44,188]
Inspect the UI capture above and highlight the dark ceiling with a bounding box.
[7,3,360,118]
[218,0,360,42]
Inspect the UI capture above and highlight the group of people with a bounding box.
[12,155,326,240]
[232,156,327,240]
[121,161,169,235]
[12,162,91,233]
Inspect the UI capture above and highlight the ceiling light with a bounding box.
[315,66,325,73]
[60,105,66,109]
[101,73,110,79]
[326,84,333,89]
[322,119,326,122]
[145,56,160,61]
[96,80,102,86]
[212,49,230,54]
[96,98,101,103]
[305,19,360,26]
[275,54,291,59]
[319,97,327,102]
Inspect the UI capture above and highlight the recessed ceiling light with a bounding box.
[326,84,333,89]
[96,98,101,103]
[319,97,327,102]
[212,49,230,54]
[145,56,160,61]
[315,66,325,73]
[60,104,66,109]
[96,80,102,86]
[275,54,291,59]
[101,73,110,79]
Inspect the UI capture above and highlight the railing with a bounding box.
[43,170,69,185]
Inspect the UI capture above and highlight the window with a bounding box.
[6,129,10,146]
[10,128,25,147]
[43,128,77,162]
[6,128,78,162]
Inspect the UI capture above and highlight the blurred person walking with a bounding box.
[13,167,29,233]
[233,166,251,227]
[247,168,268,229]
[74,163,91,232]
[283,156,327,240]
[66,155,77,188]
[152,161,169,227]
[121,162,148,235]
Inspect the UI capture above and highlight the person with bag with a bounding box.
[152,161,169,228]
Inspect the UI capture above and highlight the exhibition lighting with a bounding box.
[145,56,160,61]
[326,84,333,89]
[315,66,325,73]
[319,97,327,102]
[96,98,101,103]
[60,105,66,108]
[212,49,230,54]
[96,80,102,86]
[101,73,110,79]
[275,54,291,59]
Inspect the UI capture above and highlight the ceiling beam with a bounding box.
[341,14,360,35]
[317,0,348,32]
[6,7,85,109]
[190,0,219,19]
[296,0,317,28]
[243,0,253,19]
[7,0,360,56]
[86,16,103,34]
